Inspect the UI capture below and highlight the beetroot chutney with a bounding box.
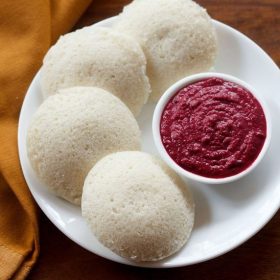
[160,78,267,178]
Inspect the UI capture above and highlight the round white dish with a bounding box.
[153,72,272,184]
[18,17,280,268]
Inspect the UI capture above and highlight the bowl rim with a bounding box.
[152,72,272,184]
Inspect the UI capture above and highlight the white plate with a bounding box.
[18,17,280,268]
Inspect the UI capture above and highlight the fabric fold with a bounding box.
[0,1,92,279]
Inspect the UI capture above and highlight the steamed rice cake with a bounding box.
[27,87,141,205]
[41,27,151,116]
[82,151,194,262]
[114,0,217,101]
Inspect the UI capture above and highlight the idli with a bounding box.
[82,151,194,262]
[114,0,217,101]
[27,87,141,205]
[41,27,151,116]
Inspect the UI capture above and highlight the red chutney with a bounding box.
[160,78,267,178]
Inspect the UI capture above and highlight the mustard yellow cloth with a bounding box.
[0,1,91,279]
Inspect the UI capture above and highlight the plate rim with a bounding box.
[18,17,280,268]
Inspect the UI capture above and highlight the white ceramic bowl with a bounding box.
[153,72,272,184]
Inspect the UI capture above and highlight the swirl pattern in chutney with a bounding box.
[160,78,267,178]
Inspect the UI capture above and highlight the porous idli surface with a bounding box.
[82,151,194,262]
[114,0,217,101]
[41,27,151,116]
[27,87,141,205]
